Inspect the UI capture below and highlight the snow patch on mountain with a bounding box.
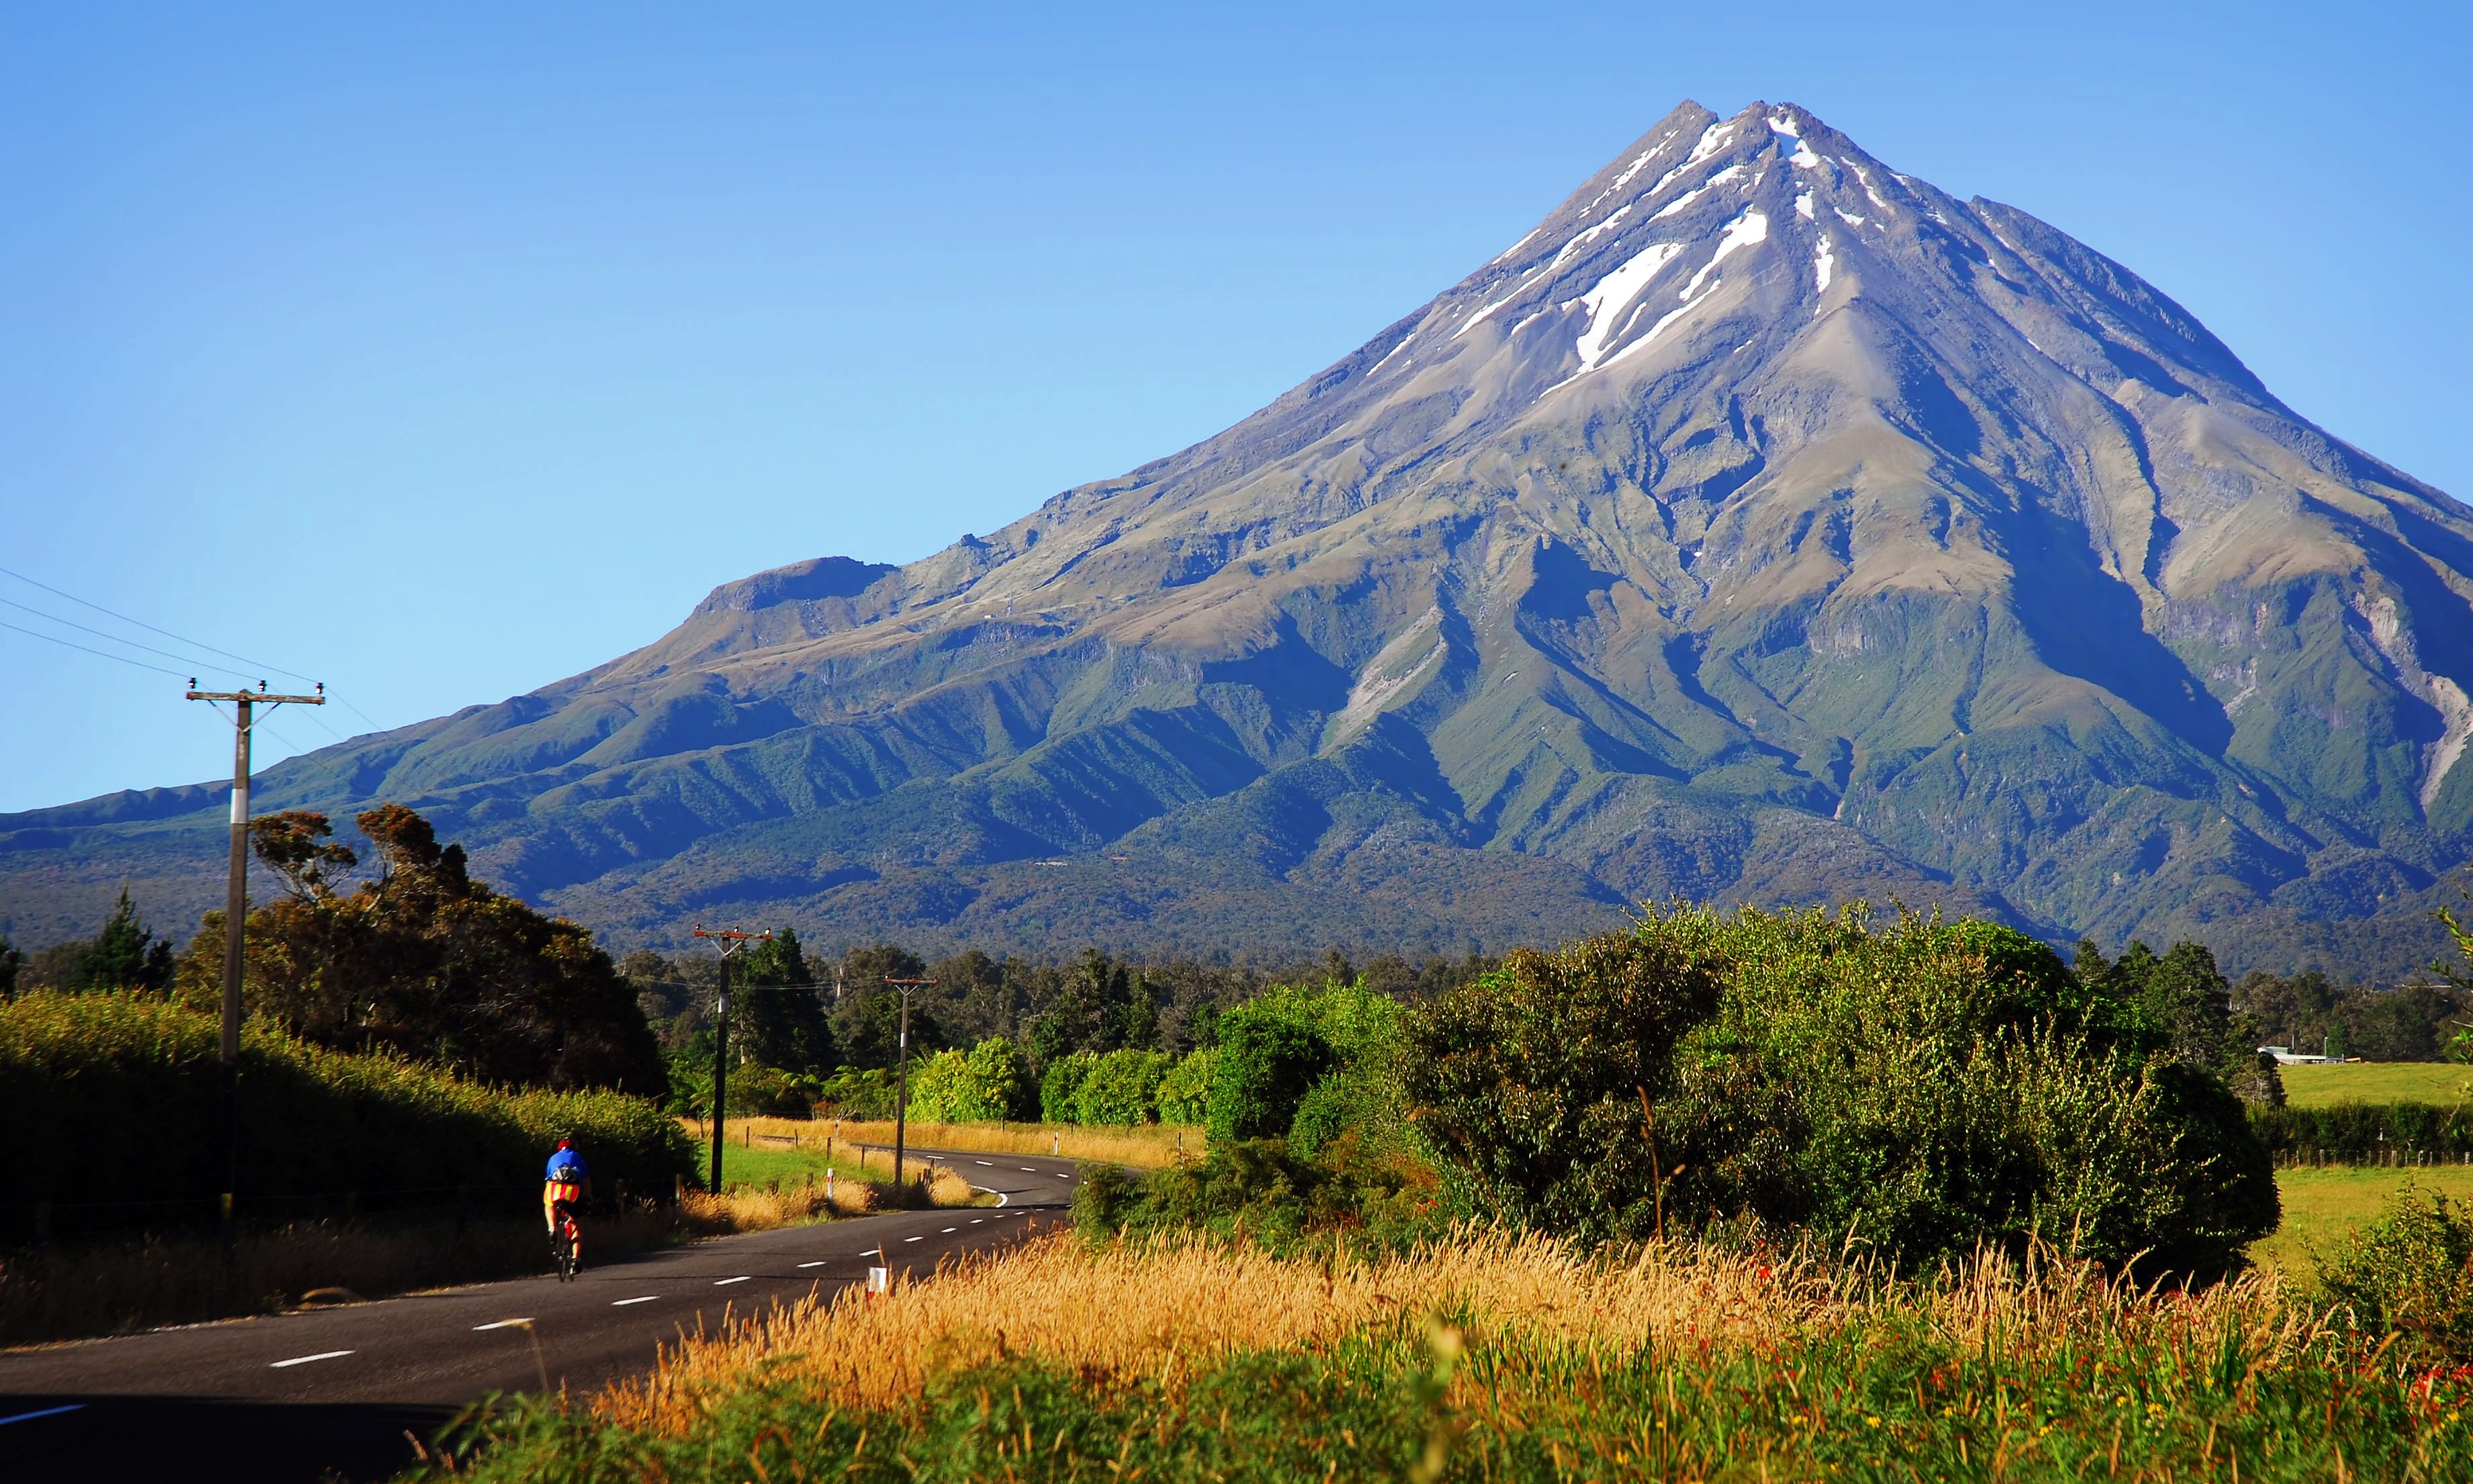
[1573,242,1686,368]
[1678,208,1769,301]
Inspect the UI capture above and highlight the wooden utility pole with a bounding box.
[885,977,937,1185]
[691,926,771,1195]
[185,679,324,1228]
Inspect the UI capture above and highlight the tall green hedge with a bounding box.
[2251,1101,2473,1162]
[0,991,695,1240]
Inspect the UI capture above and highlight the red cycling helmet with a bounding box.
[555,1137,574,1150]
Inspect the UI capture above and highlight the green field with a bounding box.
[2249,1162,2473,1286]
[2278,1059,2473,1107]
[688,1130,980,1196]
[693,1137,840,1194]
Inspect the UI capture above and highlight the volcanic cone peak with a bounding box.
[7,100,2471,974]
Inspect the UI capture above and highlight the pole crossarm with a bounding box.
[185,691,325,705]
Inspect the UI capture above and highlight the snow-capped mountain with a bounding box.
[9,100,2470,973]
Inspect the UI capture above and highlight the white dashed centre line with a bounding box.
[970,1219,984,1225]
[714,1276,752,1286]
[941,1226,957,1234]
[904,1235,924,1243]
[0,1404,87,1428]
[1020,1167,1038,1172]
[612,1296,659,1306]
[797,1260,828,1268]
[471,1318,533,1331]
[270,1350,354,1369]
[975,1160,993,1165]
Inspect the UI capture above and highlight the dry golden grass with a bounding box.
[763,1116,1201,1167]
[597,1227,2309,1437]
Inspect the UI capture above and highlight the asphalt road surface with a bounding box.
[0,1147,1084,1483]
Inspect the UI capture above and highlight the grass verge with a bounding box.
[424,1229,2473,1481]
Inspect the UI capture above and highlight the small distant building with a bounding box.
[2258,1045,2345,1066]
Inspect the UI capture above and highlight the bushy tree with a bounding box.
[1073,1048,1175,1125]
[737,928,835,1074]
[1028,950,1159,1062]
[906,1036,1038,1123]
[173,805,665,1095]
[0,931,20,1003]
[72,887,174,993]
[2080,938,2281,1102]
[1401,921,1723,1241]
[1206,999,1337,1142]
[1404,907,2278,1273]
[1153,1047,1216,1124]
[833,944,937,1069]
[1040,1050,1102,1124]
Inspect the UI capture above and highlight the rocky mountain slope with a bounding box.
[8,100,2470,975]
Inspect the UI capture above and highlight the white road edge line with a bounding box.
[0,1404,87,1428]
[714,1276,753,1286]
[270,1350,354,1369]
[471,1318,533,1331]
[612,1296,659,1306]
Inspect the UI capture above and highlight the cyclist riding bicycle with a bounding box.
[544,1136,591,1273]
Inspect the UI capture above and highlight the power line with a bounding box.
[0,562,386,735]
[0,593,258,683]
[0,617,191,677]
[0,562,318,685]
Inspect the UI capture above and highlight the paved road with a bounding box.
[0,1147,1083,1482]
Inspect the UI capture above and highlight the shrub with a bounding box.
[1206,1001,1335,1143]
[0,990,695,1241]
[2317,1185,2473,1366]
[1071,1137,1447,1255]
[1041,1052,1102,1124]
[813,1066,899,1119]
[1402,907,2278,1271]
[906,1038,1038,1123]
[1153,1048,1216,1125]
[1072,1049,1175,1126]
[1402,921,1723,1243]
[724,1062,818,1116]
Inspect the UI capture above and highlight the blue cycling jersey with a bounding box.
[545,1148,589,1183]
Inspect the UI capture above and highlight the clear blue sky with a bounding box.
[1,1,2465,814]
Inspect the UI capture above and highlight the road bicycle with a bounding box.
[546,1181,585,1281]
